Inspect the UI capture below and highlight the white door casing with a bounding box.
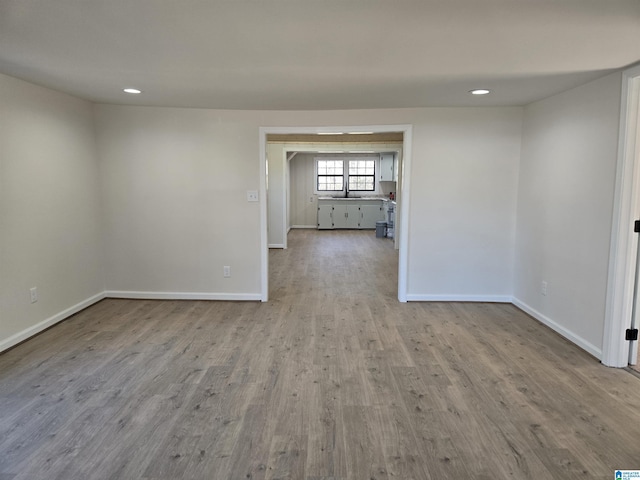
[603,63,640,367]
[259,125,412,303]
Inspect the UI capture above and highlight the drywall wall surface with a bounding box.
[405,108,522,299]
[267,142,287,246]
[0,73,105,348]
[96,106,521,300]
[95,106,265,297]
[514,72,622,356]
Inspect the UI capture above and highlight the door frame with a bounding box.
[603,63,640,367]
[259,124,413,303]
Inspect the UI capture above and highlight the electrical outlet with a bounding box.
[541,281,548,296]
[30,287,38,303]
[247,190,259,202]
[223,266,231,278]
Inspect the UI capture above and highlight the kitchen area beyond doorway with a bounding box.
[299,152,397,236]
[266,132,403,249]
[262,126,412,303]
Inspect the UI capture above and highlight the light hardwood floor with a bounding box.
[1,229,640,479]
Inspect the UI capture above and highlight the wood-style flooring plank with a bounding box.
[1,230,639,479]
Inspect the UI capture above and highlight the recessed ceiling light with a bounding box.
[123,88,142,94]
[469,89,490,95]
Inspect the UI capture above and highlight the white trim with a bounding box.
[259,128,269,302]
[0,292,106,353]
[513,297,602,359]
[290,225,318,229]
[399,294,602,359]
[397,126,411,302]
[260,124,412,305]
[283,148,289,249]
[405,294,512,303]
[603,64,640,367]
[105,291,262,301]
[268,243,285,249]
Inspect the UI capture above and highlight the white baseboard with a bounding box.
[290,225,317,229]
[511,297,602,360]
[0,292,106,353]
[268,243,285,249]
[405,294,513,303]
[1,289,602,363]
[405,294,602,359]
[105,290,262,301]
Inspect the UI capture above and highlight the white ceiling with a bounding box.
[1,0,639,110]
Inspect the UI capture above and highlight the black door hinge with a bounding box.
[626,328,639,341]
[635,220,640,233]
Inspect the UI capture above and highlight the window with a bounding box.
[317,159,344,191]
[348,159,375,191]
[315,157,377,193]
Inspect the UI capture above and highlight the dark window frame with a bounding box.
[316,159,345,192]
[347,159,376,192]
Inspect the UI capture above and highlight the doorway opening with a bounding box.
[603,64,640,368]
[259,125,413,303]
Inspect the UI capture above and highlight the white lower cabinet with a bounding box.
[318,199,385,229]
[332,204,360,228]
[360,203,385,229]
[317,204,333,229]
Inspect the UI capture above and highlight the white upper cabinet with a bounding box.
[380,153,395,182]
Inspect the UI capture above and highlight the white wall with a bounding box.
[0,74,105,350]
[95,106,522,302]
[513,72,623,357]
[266,142,287,247]
[405,109,522,300]
[95,106,265,299]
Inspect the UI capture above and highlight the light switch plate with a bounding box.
[247,190,259,202]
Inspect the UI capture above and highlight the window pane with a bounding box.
[348,159,374,175]
[318,175,343,191]
[346,160,375,191]
[348,175,374,191]
[318,159,343,177]
[317,159,345,192]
